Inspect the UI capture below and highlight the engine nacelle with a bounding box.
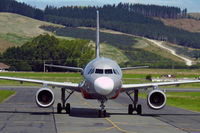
[147,89,166,110]
[35,88,55,108]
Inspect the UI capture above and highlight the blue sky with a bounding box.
[16,0,200,12]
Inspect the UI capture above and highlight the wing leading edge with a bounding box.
[122,80,200,92]
[0,76,80,91]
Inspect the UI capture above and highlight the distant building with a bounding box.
[0,63,10,72]
[161,74,176,78]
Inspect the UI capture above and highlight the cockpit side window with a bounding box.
[88,69,92,74]
[113,69,119,75]
[105,69,113,74]
[88,69,94,74]
[95,69,103,74]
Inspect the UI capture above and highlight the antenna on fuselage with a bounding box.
[96,10,100,58]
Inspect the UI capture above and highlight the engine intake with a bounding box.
[147,89,166,110]
[35,88,55,108]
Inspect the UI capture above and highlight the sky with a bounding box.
[16,0,200,13]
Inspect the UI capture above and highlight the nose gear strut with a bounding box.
[98,99,107,117]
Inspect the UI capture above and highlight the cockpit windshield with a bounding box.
[105,69,113,74]
[95,69,103,74]
[88,68,119,75]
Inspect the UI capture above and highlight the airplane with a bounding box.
[0,11,200,117]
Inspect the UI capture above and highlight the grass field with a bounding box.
[0,90,15,103]
[0,70,199,88]
[139,92,200,112]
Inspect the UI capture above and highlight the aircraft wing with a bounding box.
[121,80,200,92]
[0,76,80,92]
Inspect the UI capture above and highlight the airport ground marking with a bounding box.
[74,93,136,133]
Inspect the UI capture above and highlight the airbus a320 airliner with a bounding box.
[0,11,200,117]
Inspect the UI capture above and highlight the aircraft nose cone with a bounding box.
[94,77,114,95]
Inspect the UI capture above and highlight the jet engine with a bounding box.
[147,89,166,110]
[35,88,55,108]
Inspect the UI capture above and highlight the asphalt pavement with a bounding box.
[0,86,200,133]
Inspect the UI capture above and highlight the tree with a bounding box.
[3,34,94,71]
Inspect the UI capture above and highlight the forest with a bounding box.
[0,34,94,71]
[1,0,200,49]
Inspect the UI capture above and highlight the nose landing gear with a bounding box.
[98,99,107,117]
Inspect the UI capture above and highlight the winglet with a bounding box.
[96,10,100,58]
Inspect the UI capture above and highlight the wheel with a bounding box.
[103,110,106,117]
[136,104,142,115]
[98,110,102,117]
[98,110,106,117]
[57,103,62,114]
[65,103,70,114]
[128,104,133,114]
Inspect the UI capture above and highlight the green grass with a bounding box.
[0,90,15,103]
[139,92,200,112]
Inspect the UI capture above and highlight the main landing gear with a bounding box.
[57,88,74,114]
[98,99,107,117]
[126,90,142,115]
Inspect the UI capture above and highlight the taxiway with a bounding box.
[0,86,200,133]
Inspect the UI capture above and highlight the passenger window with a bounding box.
[95,69,103,74]
[105,69,113,74]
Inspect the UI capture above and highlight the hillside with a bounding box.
[1,12,200,68]
[157,18,200,32]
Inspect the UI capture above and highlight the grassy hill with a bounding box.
[0,12,60,37]
[0,12,62,52]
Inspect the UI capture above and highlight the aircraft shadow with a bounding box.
[141,113,200,117]
[0,110,52,115]
[69,107,111,118]
[0,108,199,118]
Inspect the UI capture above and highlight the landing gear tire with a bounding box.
[57,103,62,114]
[136,104,142,115]
[128,104,133,114]
[98,110,106,117]
[65,103,70,114]
[103,110,106,117]
[98,110,101,117]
